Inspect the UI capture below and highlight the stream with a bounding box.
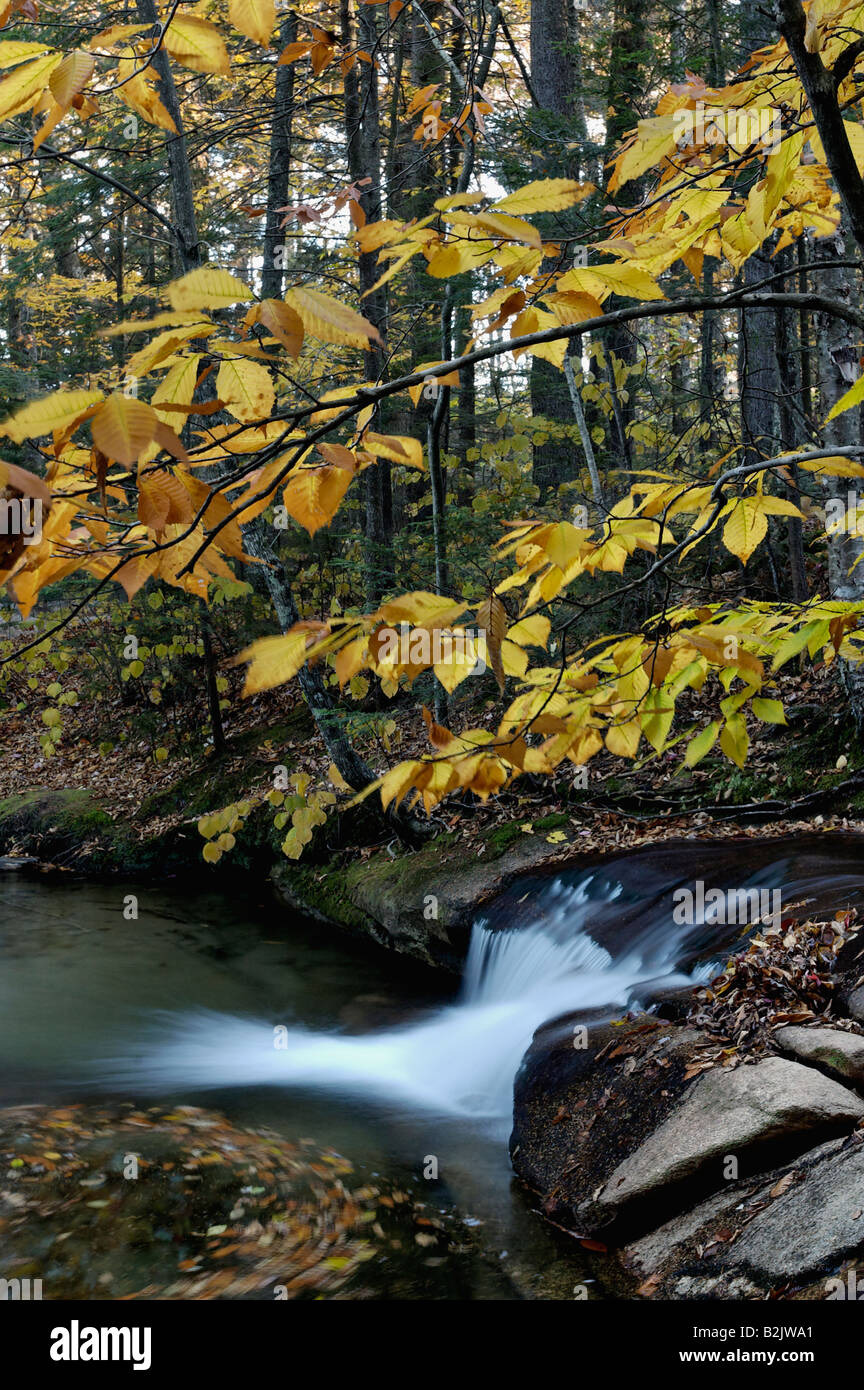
[3,832,864,1299]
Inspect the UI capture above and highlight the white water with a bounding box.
[104,873,706,1118]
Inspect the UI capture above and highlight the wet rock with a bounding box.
[625,1133,864,1297]
[511,1016,864,1241]
[510,1013,717,1236]
[629,977,696,1022]
[597,1058,864,1219]
[621,1137,846,1293]
[844,984,864,1026]
[670,1273,762,1299]
[725,1138,864,1284]
[775,1025,864,1085]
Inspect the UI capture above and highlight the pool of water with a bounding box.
[0,873,582,1298]
[4,834,864,1300]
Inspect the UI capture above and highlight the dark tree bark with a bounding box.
[261,10,296,302]
[529,0,582,495]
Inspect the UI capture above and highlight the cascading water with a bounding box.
[99,871,708,1119]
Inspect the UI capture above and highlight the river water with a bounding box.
[3,833,864,1298]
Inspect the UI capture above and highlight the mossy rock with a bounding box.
[0,788,114,861]
[272,823,568,971]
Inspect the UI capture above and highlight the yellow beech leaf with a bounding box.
[606,719,642,759]
[493,178,595,215]
[162,16,230,74]
[48,50,94,107]
[543,291,605,325]
[684,720,719,767]
[507,614,551,648]
[282,464,355,534]
[90,25,151,49]
[0,42,52,69]
[2,389,103,442]
[473,212,542,247]
[229,0,275,46]
[558,262,665,302]
[91,394,160,464]
[750,697,786,725]
[719,712,749,768]
[426,241,494,277]
[216,358,275,423]
[115,63,177,133]
[253,298,304,356]
[826,373,864,422]
[284,286,381,347]
[798,453,864,476]
[434,638,483,693]
[166,267,254,311]
[378,760,427,812]
[363,433,424,468]
[151,355,202,423]
[722,498,768,564]
[375,591,467,629]
[235,630,317,694]
[543,520,590,570]
[609,115,679,191]
[0,52,62,121]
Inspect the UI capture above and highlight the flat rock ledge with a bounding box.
[511,1013,864,1299]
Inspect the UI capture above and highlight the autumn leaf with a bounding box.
[48,50,94,107]
[477,594,508,692]
[284,286,381,347]
[216,358,275,423]
[234,631,322,694]
[162,16,230,75]
[252,299,304,356]
[228,0,275,47]
[2,389,103,442]
[91,395,160,465]
[684,720,719,768]
[493,178,595,215]
[722,498,768,565]
[282,463,356,535]
[166,267,254,312]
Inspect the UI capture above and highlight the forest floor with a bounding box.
[2,656,864,871]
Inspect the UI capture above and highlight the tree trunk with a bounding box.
[261,10,296,301]
[529,0,582,495]
[135,0,205,272]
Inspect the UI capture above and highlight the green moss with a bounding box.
[484,822,528,854]
[0,788,114,862]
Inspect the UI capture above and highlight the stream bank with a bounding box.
[5,782,864,973]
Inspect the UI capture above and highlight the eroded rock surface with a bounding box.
[775,1025,864,1085]
[511,1015,864,1241]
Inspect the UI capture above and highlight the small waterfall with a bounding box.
[100,876,705,1118]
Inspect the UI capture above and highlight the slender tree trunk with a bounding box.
[529,0,582,494]
[775,249,809,601]
[343,0,395,605]
[261,11,296,301]
[739,249,781,470]
[135,0,205,272]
